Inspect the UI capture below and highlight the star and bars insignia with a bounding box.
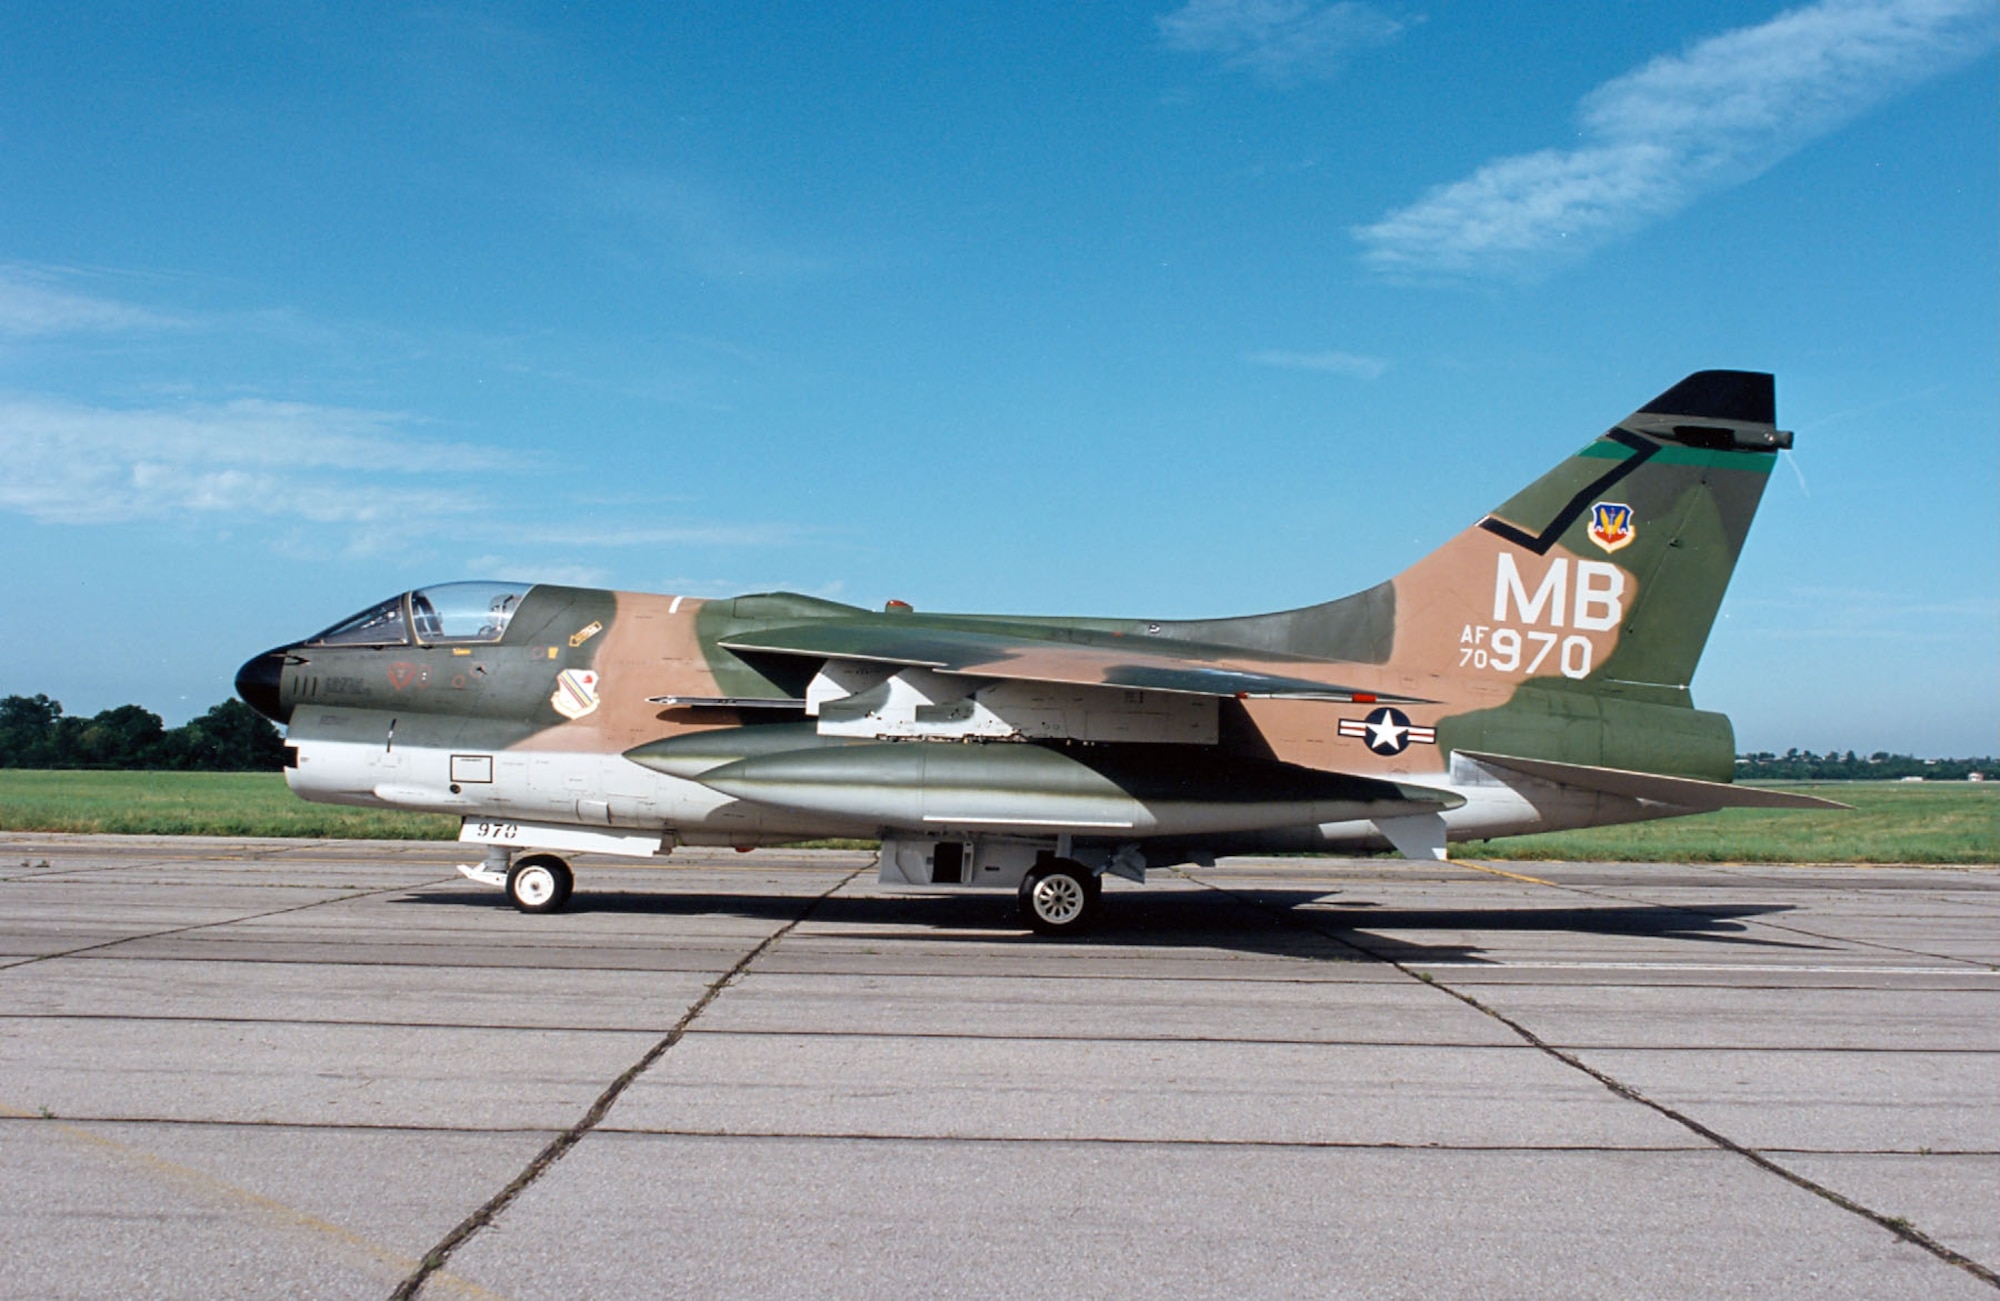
[1338,706,1437,756]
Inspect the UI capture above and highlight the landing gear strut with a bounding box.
[506,853,574,914]
[1019,858,1100,936]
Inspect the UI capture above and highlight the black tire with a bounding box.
[1019,860,1099,936]
[506,854,573,914]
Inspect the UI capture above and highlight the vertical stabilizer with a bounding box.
[1465,370,1785,692]
[1376,371,1786,778]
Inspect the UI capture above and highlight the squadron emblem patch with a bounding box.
[1338,706,1437,757]
[1587,501,1636,553]
[550,668,601,720]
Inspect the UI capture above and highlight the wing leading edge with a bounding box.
[718,621,1428,703]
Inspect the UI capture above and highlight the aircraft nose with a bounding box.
[235,648,292,724]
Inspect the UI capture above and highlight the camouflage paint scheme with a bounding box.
[237,372,1841,914]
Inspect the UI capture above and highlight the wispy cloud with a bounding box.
[1355,0,2000,278]
[1247,348,1387,378]
[506,522,803,548]
[0,265,186,337]
[0,396,492,525]
[463,557,615,589]
[585,169,833,283]
[0,394,805,573]
[1727,585,1998,644]
[1159,0,1403,84]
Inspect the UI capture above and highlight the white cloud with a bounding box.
[0,394,804,576]
[586,169,832,283]
[0,266,184,337]
[1247,348,1388,378]
[1159,0,1403,84]
[462,557,615,588]
[0,396,491,525]
[505,522,802,548]
[1355,0,2000,278]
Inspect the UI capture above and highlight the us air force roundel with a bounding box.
[1337,706,1438,756]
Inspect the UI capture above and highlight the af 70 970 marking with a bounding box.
[1460,626,1583,677]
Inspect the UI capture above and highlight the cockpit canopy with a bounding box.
[306,582,533,647]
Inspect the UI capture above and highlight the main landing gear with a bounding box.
[1018,858,1101,937]
[506,853,574,914]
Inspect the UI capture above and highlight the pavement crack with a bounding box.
[0,880,441,972]
[391,867,863,1301]
[1725,916,1999,972]
[1458,859,1998,971]
[1404,968,2000,1290]
[1183,867,2000,1292]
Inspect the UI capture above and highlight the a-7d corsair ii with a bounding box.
[237,370,1840,933]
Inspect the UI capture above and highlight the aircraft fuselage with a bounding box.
[236,372,1843,929]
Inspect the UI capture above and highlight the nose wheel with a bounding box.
[506,854,574,914]
[1019,859,1100,936]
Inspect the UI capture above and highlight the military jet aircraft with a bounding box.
[237,370,1840,933]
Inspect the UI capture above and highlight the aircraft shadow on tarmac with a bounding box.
[396,882,1809,966]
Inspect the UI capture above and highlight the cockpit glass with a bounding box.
[306,597,410,646]
[409,581,533,643]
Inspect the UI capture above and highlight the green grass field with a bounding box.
[0,771,1991,864]
[0,770,457,840]
[1458,781,1996,865]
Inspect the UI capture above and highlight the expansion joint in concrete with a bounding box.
[1182,868,2000,1292]
[0,879,450,972]
[391,867,864,1301]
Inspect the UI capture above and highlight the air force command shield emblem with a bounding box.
[1587,501,1636,553]
[550,668,601,720]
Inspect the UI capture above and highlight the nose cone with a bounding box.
[235,649,291,724]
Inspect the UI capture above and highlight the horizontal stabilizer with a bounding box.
[720,623,1428,703]
[1460,751,1850,810]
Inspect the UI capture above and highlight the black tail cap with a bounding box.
[1639,370,1774,425]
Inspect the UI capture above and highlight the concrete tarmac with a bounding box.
[1,832,1994,1299]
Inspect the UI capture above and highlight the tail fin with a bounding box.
[1169,370,1785,692]
[1444,369,1785,693]
[1378,370,1786,778]
[1153,372,1783,779]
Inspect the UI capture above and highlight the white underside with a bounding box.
[292,733,1690,892]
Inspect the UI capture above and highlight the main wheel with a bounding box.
[1019,860,1099,936]
[506,854,573,914]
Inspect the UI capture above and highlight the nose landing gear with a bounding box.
[455,845,576,913]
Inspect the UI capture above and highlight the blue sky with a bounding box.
[1,0,1994,755]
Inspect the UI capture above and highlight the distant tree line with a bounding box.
[0,695,286,771]
[1736,750,1994,781]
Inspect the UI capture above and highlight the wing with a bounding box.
[718,621,1424,704]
